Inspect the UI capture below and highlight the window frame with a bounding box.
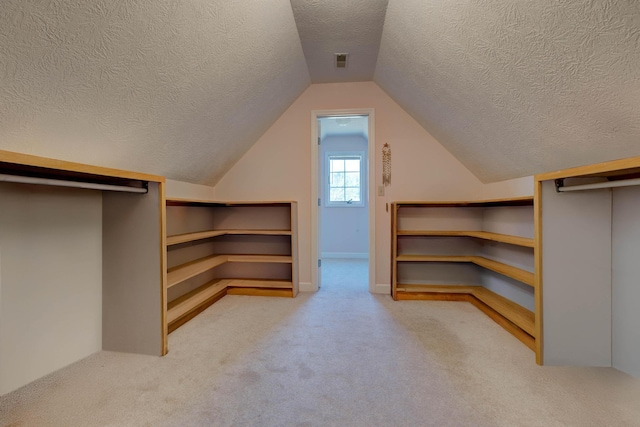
[324,151,365,207]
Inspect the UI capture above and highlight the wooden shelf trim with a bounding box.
[167,254,227,289]
[167,279,229,324]
[394,196,533,208]
[396,255,534,287]
[167,278,294,326]
[168,254,293,288]
[226,279,293,289]
[167,229,292,246]
[395,284,535,337]
[396,230,534,248]
[226,254,293,263]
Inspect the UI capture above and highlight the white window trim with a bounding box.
[325,151,365,207]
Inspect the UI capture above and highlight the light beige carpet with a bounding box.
[2,259,640,426]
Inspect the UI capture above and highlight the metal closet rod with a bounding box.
[556,177,640,193]
[0,173,148,194]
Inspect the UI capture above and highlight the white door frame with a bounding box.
[310,108,376,293]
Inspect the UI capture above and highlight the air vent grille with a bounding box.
[335,53,348,69]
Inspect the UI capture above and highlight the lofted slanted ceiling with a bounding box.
[0,1,639,185]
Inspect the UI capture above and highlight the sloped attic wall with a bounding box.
[214,82,499,290]
[375,0,640,182]
[0,0,310,185]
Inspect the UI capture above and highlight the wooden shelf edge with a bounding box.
[167,279,230,325]
[394,196,534,208]
[396,255,472,263]
[226,279,293,289]
[226,254,293,263]
[167,254,228,288]
[226,288,294,297]
[395,255,534,287]
[396,230,534,248]
[469,256,535,287]
[167,229,292,246]
[394,284,535,351]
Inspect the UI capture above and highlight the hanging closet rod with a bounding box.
[555,177,640,193]
[0,173,148,194]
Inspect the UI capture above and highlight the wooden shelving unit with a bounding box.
[165,199,298,334]
[391,197,537,353]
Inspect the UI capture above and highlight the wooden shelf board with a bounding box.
[396,284,480,293]
[471,287,535,336]
[167,254,227,288]
[396,255,472,263]
[397,230,534,248]
[167,279,230,324]
[394,197,533,208]
[469,256,535,287]
[226,254,293,263]
[166,198,295,207]
[167,229,291,246]
[226,288,294,297]
[226,279,293,289]
[394,284,535,341]
[396,255,534,287]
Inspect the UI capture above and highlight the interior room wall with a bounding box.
[166,179,215,201]
[320,134,368,257]
[0,183,102,395]
[213,81,492,290]
[611,186,640,377]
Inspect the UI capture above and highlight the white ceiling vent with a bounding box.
[335,53,348,69]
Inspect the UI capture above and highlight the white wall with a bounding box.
[612,186,640,377]
[0,183,102,395]
[320,134,368,257]
[213,82,491,289]
[166,179,215,200]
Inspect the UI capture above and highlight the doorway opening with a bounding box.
[311,110,375,293]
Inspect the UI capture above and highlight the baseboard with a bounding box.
[373,283,390,294]
[321,252,368,259]
[299,282,316,292]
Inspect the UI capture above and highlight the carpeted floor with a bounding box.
[2,258,640,426]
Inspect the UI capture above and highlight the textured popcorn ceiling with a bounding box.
[290,0,389,83]
[0,0,310,184]
[1,0,639,184]
[375,0,640,182]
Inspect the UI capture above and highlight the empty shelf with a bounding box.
[167,229,292,246]
[396,255,534,287]
[396,230,534,248]
[471,287,535,336]
[226,254,293,263]
[395,284,535,339]
[167,279,230,324]
[226,279,293,289]
[167,254,227,288]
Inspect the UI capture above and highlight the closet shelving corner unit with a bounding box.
[391,197,538,359]
[0,149,167,394]
[165,198,298,334]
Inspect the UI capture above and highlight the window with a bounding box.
[326,153,364,206]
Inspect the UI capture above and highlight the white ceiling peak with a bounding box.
[290,0,389,83]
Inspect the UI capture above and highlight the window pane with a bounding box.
[345,187,360,202]
[330,187,345,202]
[345,159,360,172]
[345,172,359,187]
[330,159,344,172]
[330,172,344,187]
